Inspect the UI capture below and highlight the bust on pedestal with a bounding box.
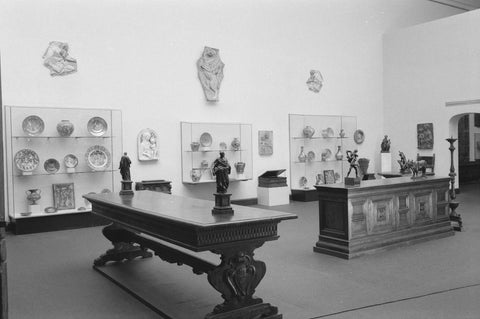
[212,151,234,214]
[119,152,134,196]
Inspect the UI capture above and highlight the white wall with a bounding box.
[1,0,460,202]
[384,9,480,185]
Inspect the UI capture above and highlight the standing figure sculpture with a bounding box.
[381,135,391,153]
[397,151,408,173]
[119,152,131,181]
[212,151,231,193]
[346,150,359,178]
[197,46,225,101]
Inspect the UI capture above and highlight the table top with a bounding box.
[84,191,297,228]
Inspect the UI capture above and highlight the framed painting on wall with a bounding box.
[52,183,75,210]
[258,130,273,156]
[417,123,434,150]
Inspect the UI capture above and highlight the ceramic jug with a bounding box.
[26,189,41,205]
[298,146,307,162]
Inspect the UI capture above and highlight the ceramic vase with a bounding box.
[56,120,74,137]
[358,158,370,176]
[339,129,345,138]
[190,169,202,182]
[315,174,323,185]
[303,126,315,138]
[335,146,343,160]
[298,146,307,162]
[235,162,246,174]
[26,189,41,205]
[190,142,200,151]
[231,138,241,151]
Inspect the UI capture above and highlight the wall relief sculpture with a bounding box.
[42,41,77,76]
[197,46,224,101]
[258,130,273,156]
[417,123,434,149]
[306,70,324,93]
[137,128,159,161]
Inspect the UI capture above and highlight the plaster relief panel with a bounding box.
[197,46,224,102]
[42,41,77,76]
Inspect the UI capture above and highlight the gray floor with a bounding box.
[6,183,480,319]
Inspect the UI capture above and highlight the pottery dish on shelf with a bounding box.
[85,145,111,171]
[231,138,241,151]
[44,207,57,214]
[14,149,40,173]
[354,129,365,144]
[64,154,79,168]
[199,132,212,147]
[22,115,45,136]
[87,116,108,137]
[44,158,60,174]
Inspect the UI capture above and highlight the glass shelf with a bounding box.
[185,149,245,153]
[15,169,117,177]
[292,136,349,140]
[13,135,114,139]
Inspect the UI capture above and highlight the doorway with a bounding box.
[458,113,480,185]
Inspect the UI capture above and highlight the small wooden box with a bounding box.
[258,169,287,188]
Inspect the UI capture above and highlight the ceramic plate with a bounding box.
[354,129,365,144]
[200,132,212,147]
[14,149,40,172]
[64,154,79,168]
[87,117,108,137]
[85,145,111,170]
[44,158,60,174]
[22,115,45,136]
[299,176,308,187]
[321,148,332,161]
[307,151,316,161]
[44,207,57,214]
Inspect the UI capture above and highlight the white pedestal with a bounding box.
[381,152,392,173]
[257,186,290,206]
[27,204,42,214]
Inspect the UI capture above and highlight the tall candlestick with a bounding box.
[446,137,462,231]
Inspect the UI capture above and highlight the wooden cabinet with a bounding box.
[313,176,454,259]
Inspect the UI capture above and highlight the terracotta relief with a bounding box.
[417,123,434,149]
[137,128,159,161]
[197,46,224,101]
[42,41,77,76]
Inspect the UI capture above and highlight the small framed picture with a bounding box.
[323,170,335,184]
[53,183,75,210]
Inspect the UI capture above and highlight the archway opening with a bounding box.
[457,113,480,186]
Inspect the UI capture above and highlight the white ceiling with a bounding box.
[428,0,480,10]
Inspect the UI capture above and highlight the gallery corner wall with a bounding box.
[0,0,461,206]
[384,8,480,187]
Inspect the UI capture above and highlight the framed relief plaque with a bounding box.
[52,183,75,210]
[417,123,434,150]
[138,128,159,161]
[258,130,273,156]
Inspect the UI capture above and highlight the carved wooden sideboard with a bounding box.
[314,176,454,259]
[134,179,172,194]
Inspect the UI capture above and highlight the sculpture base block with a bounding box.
[27,204,42,214]
[120,180,134,196]
[212,193,234,214]
[344,177,361,187]
[66,168,76,174]
[381,152,392,173]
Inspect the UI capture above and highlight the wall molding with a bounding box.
[445,99,480,107]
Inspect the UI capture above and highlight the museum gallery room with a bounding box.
[1,0,480,318]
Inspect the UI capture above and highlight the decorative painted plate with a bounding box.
[85,145,111,171]
[199,132,212,147]
[64,154,79,168]
[307,151,316,161]
[44,158,60,174]
[14,149,40,172]
[321,148,332,161]
[87,117,108,137]
[299,176,308,187]
[22,115,45,136]
[354,129,365,144]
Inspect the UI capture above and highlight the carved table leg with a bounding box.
[205,243,281,319]
[94,223,152,267]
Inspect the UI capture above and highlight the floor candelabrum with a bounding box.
[446,137,462,231]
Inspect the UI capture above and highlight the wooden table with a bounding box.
[313,176,454,259]
[83,191,297,319]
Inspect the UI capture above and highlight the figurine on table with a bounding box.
[119,152,131,181]
[397,151,408,173]
[346,150,359,178]
[212,151,231,193]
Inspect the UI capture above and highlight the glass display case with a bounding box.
[4,105,122,233]
[181,122,253,184]
[289,114,357,201]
